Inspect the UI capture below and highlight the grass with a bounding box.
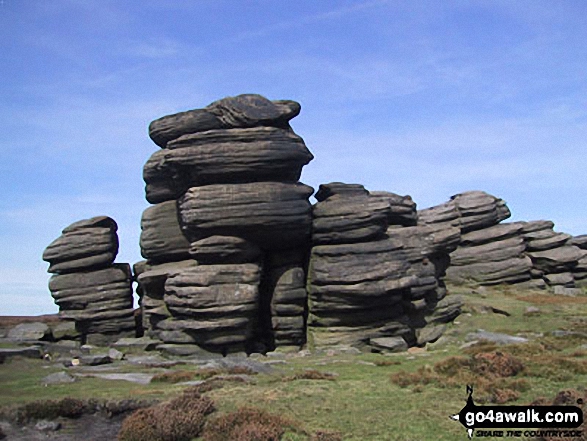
[1,284,586,440]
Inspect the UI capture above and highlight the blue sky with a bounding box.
[1,0,586,315]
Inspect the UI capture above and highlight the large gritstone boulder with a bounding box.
[157,264,261,354]
[450,191,511,233]
[418,201,461,230]
[134,259,198,336]
[570,235,587,284]
[521,221,586,288]
[143,128,313,199]
[149,94,300,148]
[369,191,418,227]
[311,183,391,245]
[42,216,118,274]
[178,182,313,251]
[48,264,135,342]
[386,225,462,345]
[307,238,415,349]
[446,223,532,285]
[140,201,191,263]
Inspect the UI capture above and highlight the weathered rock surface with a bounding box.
[7,322,51,341]
[446,223,531,285]
[308,237,414,348]
[134,259,198,335]
[149,94,301,147]
[189,236,262,264]
[569,235,587,250]
[418,201,461,229]
[159,264,261,353]
[266,250,308,348]
[312,183,390,245]
[49,264,135,337]
[370,191,418,227]
[450,191,511,233]
[178,182,313,250]
[140,201,191,262]
[527,246,585,274]
[145,127,313,189]
[43,216,118,274]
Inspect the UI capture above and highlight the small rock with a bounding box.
[417,324,446,345]
[466,330,529,345]
[80,354,112,366]
[553,286,582,296]
[51,321,80,340]
[108,348,124,361]
[0,346,42,363]
[42,371,76,385]
[35,420,61,432]
[113,337,160,351]
[370,337,408,353]
[524,306,541,316]
[76,373,155,385]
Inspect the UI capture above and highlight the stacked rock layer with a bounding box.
[43,216,135,344]
[421,192,587,290]
[137,94,314,354]
[306,183,462,352]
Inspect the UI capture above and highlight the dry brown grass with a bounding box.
[117,387,215,441]
[532,389,587,441]
[151,370,198,384]
[516,294,587,305]
[282,369,338,382]
[373,360,401,367]
[311,430,344,441]
[202,407,298,441]
[391,351,528,404]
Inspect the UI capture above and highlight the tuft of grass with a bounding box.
[151,366,257,384]
[373,360,401,367]
[283,369,338,382]
[15,397,86,423]
[311,430,344,441]
[151,370,198,384]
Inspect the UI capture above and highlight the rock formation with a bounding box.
[137,94,314,355]
[43,93,585,356]
[306,183,462,352]
[421,193,587,290]
[43,216,135,344]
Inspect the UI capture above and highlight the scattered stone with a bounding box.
[0,346,42,363]
[7,322,51,341]
[79,354,112,366]
[35,420,62,432]
[42,371,76,385]
[370,337,408,353]
[51,321,80,341]
[553,286,582,296]
[108,348,124,361]
[466,330,529,345]
[76,373,155,385]
[113,337,160,351]
[524,306,541,316]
